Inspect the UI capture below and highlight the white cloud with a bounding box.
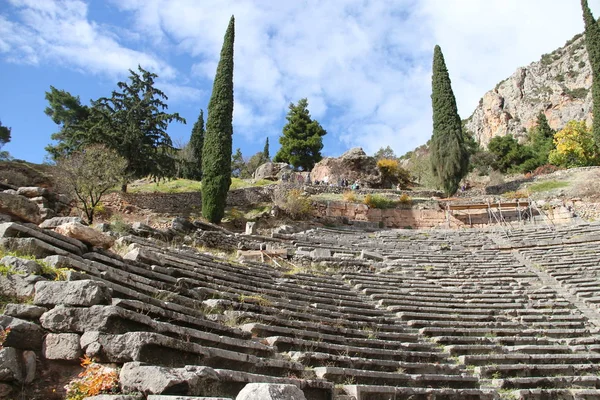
[3,0,600,159]
[1,0,175,79]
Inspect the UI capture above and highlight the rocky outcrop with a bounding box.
[465,33,593,147]
[310,148,381,188]
[253,162,292,180]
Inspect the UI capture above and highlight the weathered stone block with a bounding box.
[0,316,44,350]
[0,347,23,382]
[119,362,219,395]
[34,280,112,307]
[16,187,48,198]
[235,383,306,400]
[39,217,85,229]
[22,350,36,383]
[43,333,81,361]
[55,222,115,249]
[3,304,47,320]
[0,255,42,275]
[0,193,41,224]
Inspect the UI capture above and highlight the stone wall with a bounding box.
[315,201,579,229]
[115,185,276,215]
[315,201,460,229]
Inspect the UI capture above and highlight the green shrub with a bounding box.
[273,187,312,220]
[363,194,396,209]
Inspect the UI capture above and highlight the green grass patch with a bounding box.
[128,178,202,194]
[128,177,274,193]
[229,178,274,190]
[527,180,570,193]
[310,193,345,202]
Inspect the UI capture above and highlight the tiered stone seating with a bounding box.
[342,232,600,399]
[4,219,600,399]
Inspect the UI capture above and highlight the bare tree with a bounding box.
[56,144,127,224]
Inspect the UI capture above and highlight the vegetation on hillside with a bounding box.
[178,109,205,180]
[202,15,235,224]
[45,67,186,191]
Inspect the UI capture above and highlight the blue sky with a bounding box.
[1,0,599,164]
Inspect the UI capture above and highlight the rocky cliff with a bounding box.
[465,33,593,148]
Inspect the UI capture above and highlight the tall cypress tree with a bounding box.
[581,0,600,151]
[263,137,270,161]
[202,16,235,223]
[430,45,468,196]
[187,109,205,180]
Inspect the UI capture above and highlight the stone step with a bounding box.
[461,353,600,366]
[313,366,480,388]
[420,327,591,339]
[223,309,417,338]
[241,322,425,348]
[289,351,462,374]
[265,336,446,363]
[82,331,302,377]
[339,385,497,400]
[513,388,600,399]
[445,344,575,356]
[475,363,600,379]
[493,375,600,390]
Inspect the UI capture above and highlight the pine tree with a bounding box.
[263,137,270,161]
[429,45,469,196]
[582,0,600,151]
[231,148,245,178]
[202,16,235,223]
[273,98,327,171]
[0,120,11,149]
[93,66,185,191]
[187,109,205,180]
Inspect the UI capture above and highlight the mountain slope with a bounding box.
[465,33,593,148]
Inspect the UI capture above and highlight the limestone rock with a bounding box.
[310,148,381,188]
[0,255,42,275]
[55,222,115,249]
[34,280,112,307]
[43,333,81,361]
[3,304,47,320]
[119,362,219,395]
[465,33,592,147]
[253,162,292,181]
[0,192,42,224]
[0,273,46,298]
[22,350,36,383]
[16,187,48,198]
[0,315,44,350]
[171,217,196,233]
[39,216,85,229]
[0,347,23,382]
[236,383,306,400]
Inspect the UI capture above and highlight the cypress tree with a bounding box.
[581,0,600,151]
[263,137,270,161]
[430,45,469,196]
[202,16,235,223]
[187,109,205,180]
